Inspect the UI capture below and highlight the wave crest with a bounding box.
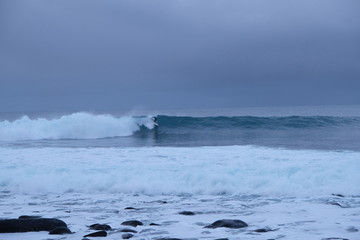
[0,112,155,141]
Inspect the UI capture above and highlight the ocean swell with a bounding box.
[1,113,360,150]
[156,115,360,129]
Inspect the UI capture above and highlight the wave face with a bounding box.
[0,112,155,141]
[0,146,359,196]
[157,115,359,129]
[153,115,360,150]
[1,113,360,150]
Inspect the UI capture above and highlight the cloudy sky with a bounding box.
[0,0,359,112]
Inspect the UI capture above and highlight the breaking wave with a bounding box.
[1,113,359,150]
[0,112,155,141]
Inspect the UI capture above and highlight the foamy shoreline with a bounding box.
[1,193,359,240]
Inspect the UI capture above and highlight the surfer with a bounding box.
[152,117,158,127]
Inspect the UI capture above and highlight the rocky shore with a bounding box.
[0,193,358,240]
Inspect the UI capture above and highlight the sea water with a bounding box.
[0,106,359,240]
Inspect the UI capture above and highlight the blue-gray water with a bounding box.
[142,115,360,150]
[0,105,359,150]
[1,106,360,240]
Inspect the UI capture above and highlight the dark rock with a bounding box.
[204,219,248,229]
[121,220,143,227]
[329,202,344,208]
[332,194,345,197]
[84,230,107,237]
[321,238,349,240]
[18,215,41,219]
[0,218,67,233]
[346,226,358,232]
[89,223,112,231]
[124,207,138,210]
[49,226,72,235]
[156,238,182,240]
[178,211,195,216]
[122,233,134,239]
[150,223,160,226]
[254,227,278,233]
[120,228,137,233]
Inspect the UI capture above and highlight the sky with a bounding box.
[0,0,359,112]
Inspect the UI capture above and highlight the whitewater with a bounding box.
[0,106,360,240]
[0,112,156,141]
[1,146,359,196]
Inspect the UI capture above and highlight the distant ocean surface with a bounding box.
[0,106,359,240]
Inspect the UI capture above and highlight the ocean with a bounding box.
[0,105,359,240]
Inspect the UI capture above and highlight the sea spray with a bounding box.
[0,112,155,141]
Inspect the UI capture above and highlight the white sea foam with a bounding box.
[1,193,359,240]
[0,145,359,196]
[0,112,154,141]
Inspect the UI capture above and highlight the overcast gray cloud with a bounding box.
[0,0,359,112]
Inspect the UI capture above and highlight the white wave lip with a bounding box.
[0,112,154,141]
[0,145,359,196]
